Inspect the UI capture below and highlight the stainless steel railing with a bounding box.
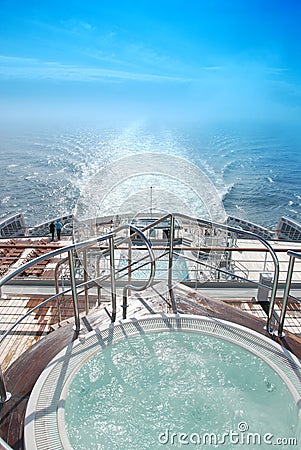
[278,250,301,337]
[97,224,156,321]
[0,212,291,448]
[139,212,279,333]
[0,436,13,450]
[0,226,156,405]
[122,226,156,320]
[0,233,114,403]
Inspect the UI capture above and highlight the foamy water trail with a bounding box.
[0,121,300,228]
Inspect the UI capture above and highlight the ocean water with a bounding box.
[0,120,300,229]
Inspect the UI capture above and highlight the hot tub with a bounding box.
[25,315,301,449]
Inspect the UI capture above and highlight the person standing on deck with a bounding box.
[56,220,62,240]
[49,222,55,241]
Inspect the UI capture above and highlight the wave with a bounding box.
[1,122,301,228]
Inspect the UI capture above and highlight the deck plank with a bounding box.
[0,285,301,449]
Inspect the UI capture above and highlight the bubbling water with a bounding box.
[64,332,300,450]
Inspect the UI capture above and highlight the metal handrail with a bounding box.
[0,233,115,290]
[180,212,279,333]
[173,250,258,285]
[278,251,301,337]
[54,255,69,324]
[0,212,287,449]
[0,436,13,450]
[1,248,154,338]
[0,225,157,406]
[139,212,279,332]
[121,225,156,320]
[0,214,281,407]
[0,233,115,404]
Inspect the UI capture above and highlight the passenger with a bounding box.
[56,220,62,240]
[49,222,55,241]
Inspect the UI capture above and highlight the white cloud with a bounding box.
[0,55,202,83]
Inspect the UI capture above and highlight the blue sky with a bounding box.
[0,0,300,125]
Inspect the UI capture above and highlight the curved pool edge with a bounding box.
[24,313,301,450]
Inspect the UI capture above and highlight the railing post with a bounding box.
[0,366,11,403]
[128,232,132,295]
[54,261,62,324]
[54,256,70,325]
[68,249,81,332]
[96,251,105,307]
[168,215,175,295]
[266,257,280,334]
[109,236,117,322]
[278,254,295,337]
[122,232,133,320]
[122,225,156,320]
[122,288,128,320]
[96,260,102,306]
[83,249,89,314]
[263,251,268,272]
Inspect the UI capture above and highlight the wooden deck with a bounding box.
[1,236,301,449]
[232,238,301,283]
[0,238,68,283]
[2,289,300,374]
[0,293,102,372]
[224,297,301,335]
[0,284,301,449]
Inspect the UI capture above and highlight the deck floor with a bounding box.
[0,293,101,371]
[1,289,301,372]
[1,284,301,449]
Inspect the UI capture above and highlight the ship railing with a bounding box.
[0,225,155,406]
[228,259,249,279]
[0,214,284,449]
[278,251,301,337]
[136,212,279,333]
[0,232,113,405]
[0,215,283,346]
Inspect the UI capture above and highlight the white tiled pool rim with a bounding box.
[25,314,301,450]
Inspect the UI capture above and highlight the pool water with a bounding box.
[118,251,189,281]
[64,332,300,449]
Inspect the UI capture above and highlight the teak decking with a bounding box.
[1,284,301,450]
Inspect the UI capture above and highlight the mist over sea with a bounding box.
[0,120,300,230]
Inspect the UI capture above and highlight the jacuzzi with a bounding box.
[25,314,301,449]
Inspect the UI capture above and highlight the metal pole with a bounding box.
[150,186,153,219]
[96,249,107,307]
[54,261,62,324]
[122,288,128,320]
[122,225,156,319]
[97,285,102,306]
[96,259,101,306]
[0,436,13,449]
[278,254,295,337]
[83,249,89,314]
[68,249,81,332]
[263,251,268,272]
[122,231,133,320]
[168,215,175,295]
[109,236,117,322]
[0,366,11,403]
[128,233,132,298]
